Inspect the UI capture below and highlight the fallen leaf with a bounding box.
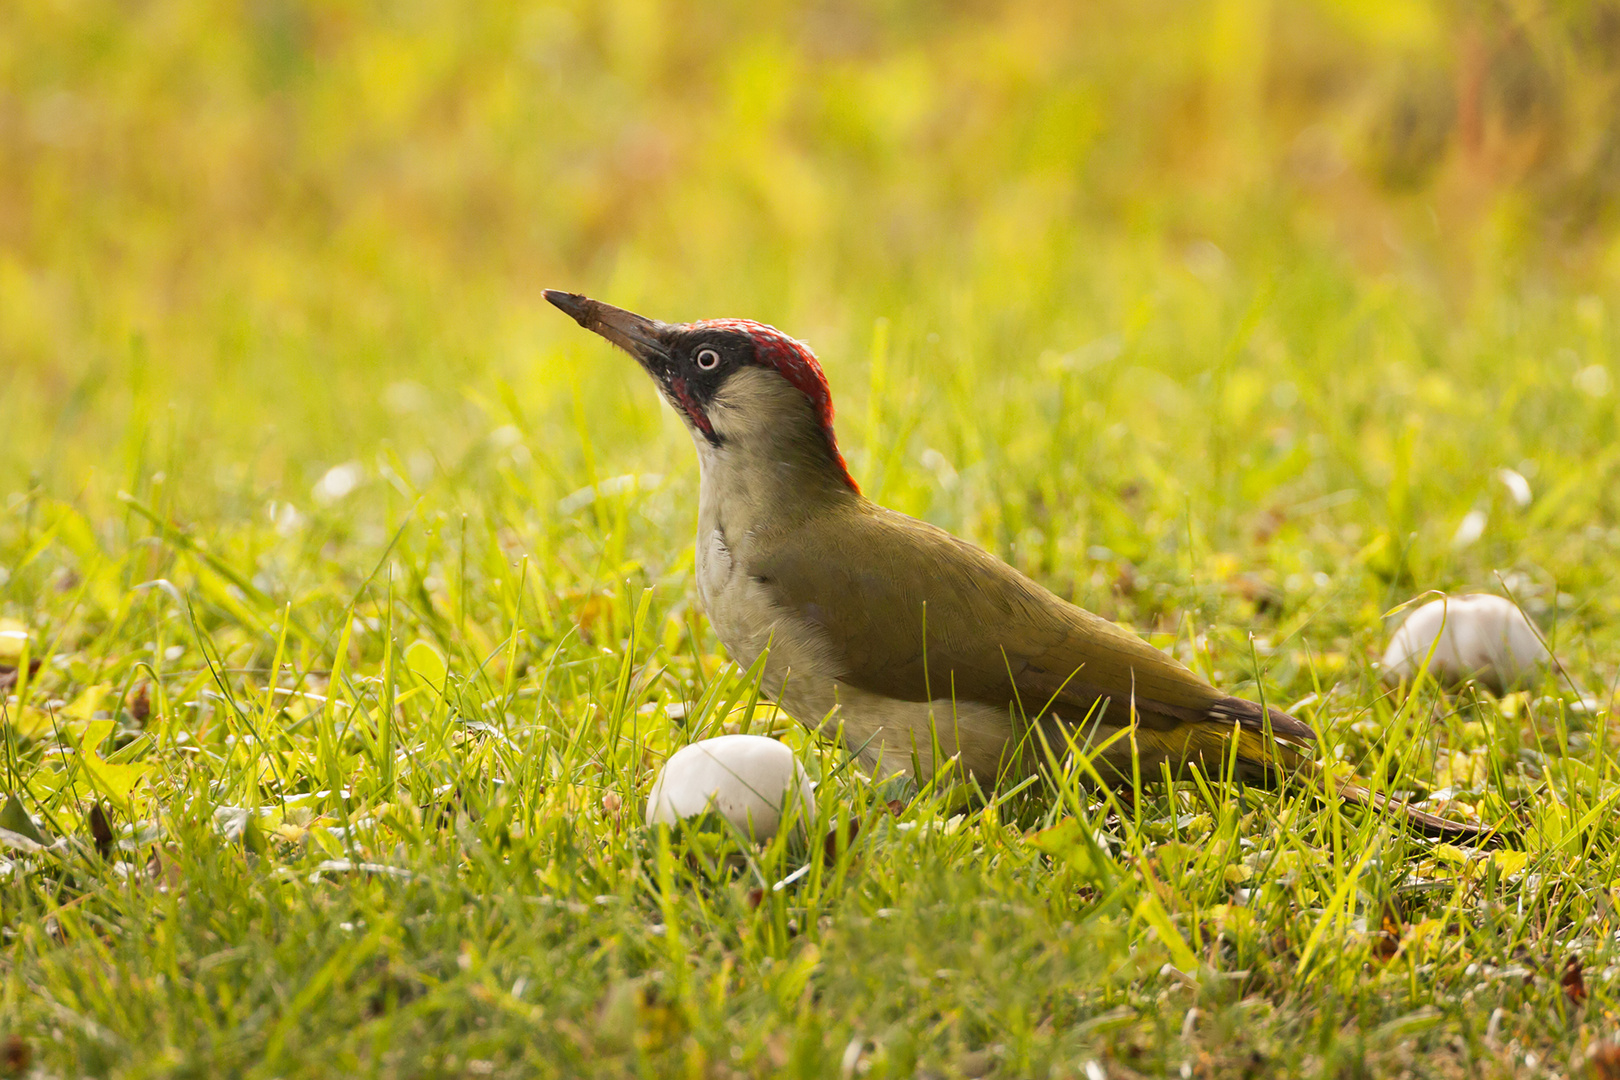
[1371,904,1404,962]
[1563,956,1588,1005]
[77,731,152,806]
[1432,843,1469,866]
[404,640,448,689]
[823,818,860,863]
[1029,818,1115,884]
[88,802,114,859]
[0,659,41,691]
[1,1033,30,1077]
[5,703,57,740]
[62,684,113,723]
[0,793,49,847]
[273,817,333,843]
[126,681,151,724]
[1492,849,1529,877]
[242,813,269,856]
[77,719,151,806]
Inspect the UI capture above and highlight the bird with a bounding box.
[545,290,1495,840]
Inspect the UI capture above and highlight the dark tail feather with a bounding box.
[1334,779,1510,843]
[1208,695,1510,843]
[1208,694,1318,747]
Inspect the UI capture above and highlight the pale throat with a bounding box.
[693,423,852,542]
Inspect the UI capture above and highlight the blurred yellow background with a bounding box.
[3,0,1618,514]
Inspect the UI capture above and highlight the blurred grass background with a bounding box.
[7,0,1620,670]
[6,0,1620,480]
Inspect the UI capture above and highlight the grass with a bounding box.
[5,1,1620,1077]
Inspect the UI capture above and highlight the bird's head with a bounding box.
[545,290,858,493]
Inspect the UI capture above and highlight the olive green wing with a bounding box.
[752,503,1239,730]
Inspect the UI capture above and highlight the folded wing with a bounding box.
[754,503,1313,746]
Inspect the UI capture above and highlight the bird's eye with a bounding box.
[695,347,721,371]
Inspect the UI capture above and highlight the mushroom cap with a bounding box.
[645,734,815,840]
[1382,593,1551,694]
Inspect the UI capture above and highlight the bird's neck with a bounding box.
[694,429,859,544]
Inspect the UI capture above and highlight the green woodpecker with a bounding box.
[546,290,1493,840]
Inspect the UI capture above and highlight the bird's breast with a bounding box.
[693,523,783,670]
[692,520,848,709]
[694,527,733,613]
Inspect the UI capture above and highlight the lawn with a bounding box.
[3,2,1620,1077]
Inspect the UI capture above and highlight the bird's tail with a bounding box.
[1211,697,1506,843]
[1320,773,1504,842]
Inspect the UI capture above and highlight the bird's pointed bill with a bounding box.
[543,290,669,360]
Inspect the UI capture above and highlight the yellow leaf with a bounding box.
[1492,849,1529,877]
[82,717,115,750]
[1432,843,1469,866]
[404,640,448,688]
[63,685,113,722]
[1435,749,1487,791]
[1208,903,1255,934]
[78,718,151,806]
[1029,818,1115,883]
[6,686,113,742]
[7,707,57,740]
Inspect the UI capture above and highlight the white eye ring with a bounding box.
[695,347,721,371]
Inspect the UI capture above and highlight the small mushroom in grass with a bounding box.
[645,735,815,842]
[1381,593,1551,694]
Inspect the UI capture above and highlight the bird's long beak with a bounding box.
[544,290,671,362]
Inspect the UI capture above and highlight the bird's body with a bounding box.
[692,419,1295,785]
[546,290,1496,838]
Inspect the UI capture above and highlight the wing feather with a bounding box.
[753,503,1295,738]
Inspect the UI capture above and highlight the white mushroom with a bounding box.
[1381,593,1552,694]
[645,735,815,841]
